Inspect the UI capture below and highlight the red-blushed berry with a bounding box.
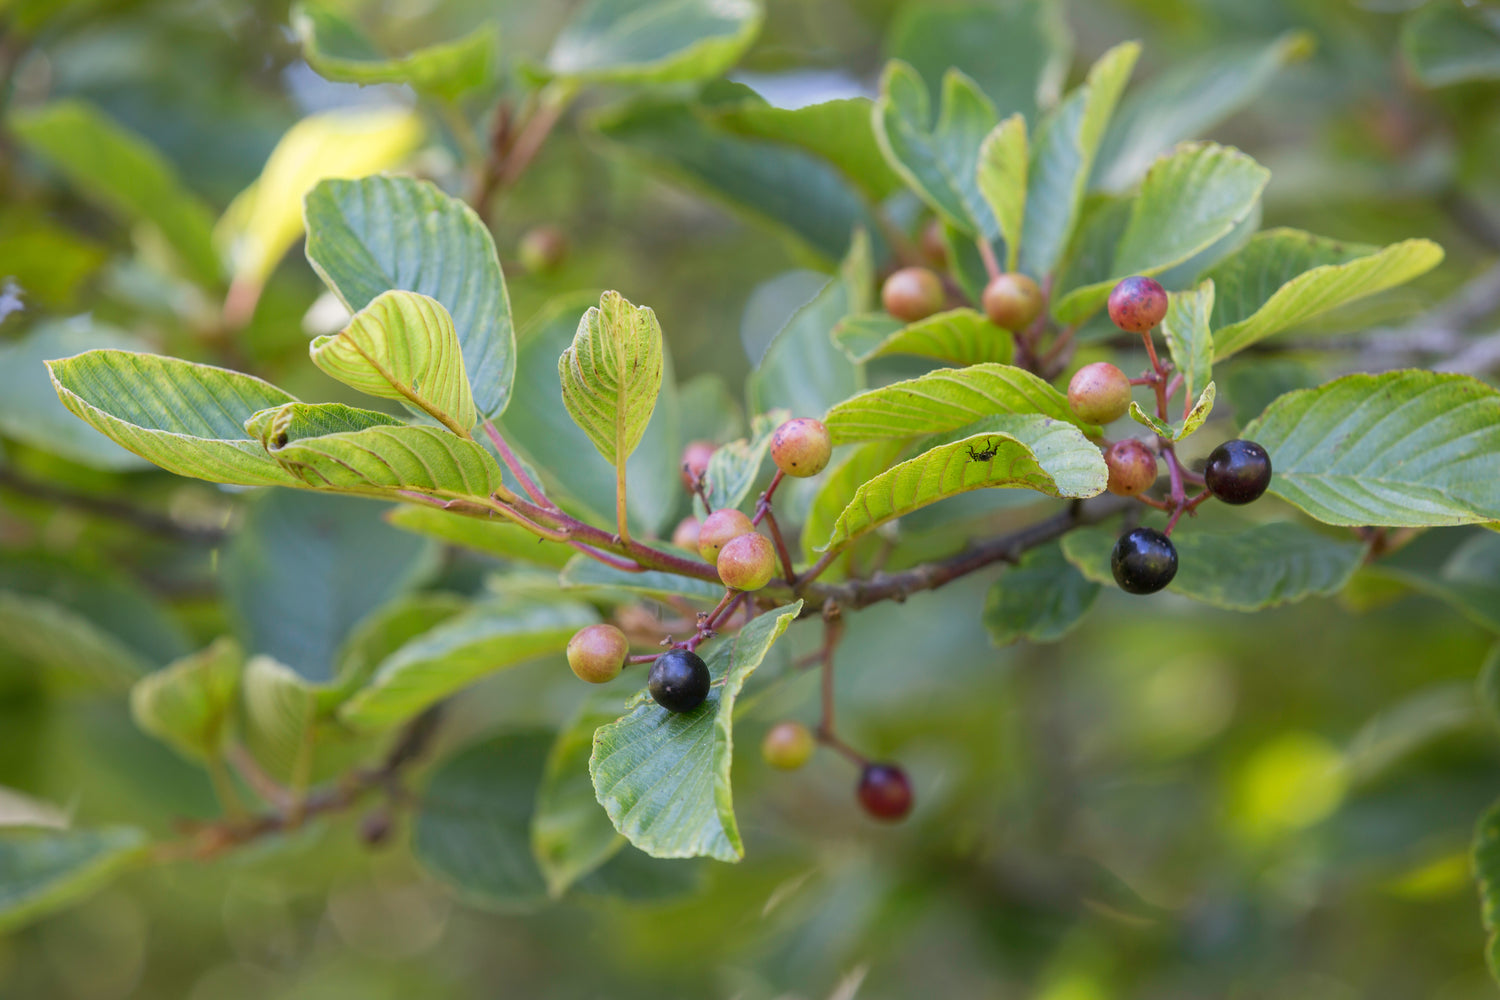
[1107,276,1168,333]
[1111,527,1178,595]
[1104,439,1158,496]
[981,272,1043,331]
[881,267,944,322]
[920,219,948,267]
[1204,439,1272,505]
[518,225,568,274]
[671,516,701,551]
[1068,362,1132,424]
[648,648,711,713]
[857,763,913,821]
[770,417,832,478]
[761,721,815,770]
[717,532,776,591]
[698,509,754,562]
[566,624,629,684]
[680,440,715,492]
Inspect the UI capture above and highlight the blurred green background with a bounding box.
[3,0,1500,997]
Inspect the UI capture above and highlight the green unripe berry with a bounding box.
[1104,439,1158,497]
[762,721,815,770]
[981,272,1043,331]
[518,225,568,274]
[566,624,629,684]
[770,417,832,478]
[698,509,754,562]
[1107,276,1168,333]
[881,267,944,322]
[1068,362,1132,424]
[717,532,776,591]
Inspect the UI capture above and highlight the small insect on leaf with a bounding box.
[966,437,1001,462]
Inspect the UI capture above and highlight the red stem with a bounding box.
[482,421,553,509]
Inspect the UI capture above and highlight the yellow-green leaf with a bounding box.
[977,114,1028,272]
[558,291,665,467]
[130,637,242,763]
[292,2,495,100]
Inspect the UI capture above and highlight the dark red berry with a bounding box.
[1107,276,1168,333]
[857,763,913,821]
[648,649,711,713]
[1111,527,1178,595]
[1204,439,1272,506]
[1104,439,1158,497]
[981,272,1043,331]
[882,267,944,322]
[358,807,393,847]
[680,440,715,492]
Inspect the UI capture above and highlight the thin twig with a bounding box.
[0,466,230,543]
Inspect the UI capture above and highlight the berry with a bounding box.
[920,219,948,267]
[1068,362,1132,424]
[857,763,913,821]
[358,807,393,848]
[717,532,776,591]
[648,649,711,713]
[680,440,716,492]
[981,272,1043,331]
[1104,439,1158,497]
[762,721,815,770]
[1204,439,1272,506]
[1107,276,1168,333]
[518,225,568,274]
[698,508,755,562]
[566,624,629,684]
[881,267,944,322]
[770,417,832,478]
[671,516,701,551]
[1111,527,1178,595]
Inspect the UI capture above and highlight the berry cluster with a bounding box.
[1064,276,1274,595]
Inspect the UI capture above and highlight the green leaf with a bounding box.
[47,350,301,487]
[833,308,1014,367]
[1092,32,1314,191]
[695,410,785,515]
[310,290,477,435]
[1481,642,1500,729]
[817,417,1105,551]
[339,599,598,730]
[977,114,1028,272]
[292,2,495,100]
[386,505,572,568]
[268,425,506,501]
[559,556,722,603]
[1207,230,1444,360]
[1052,142,1269,323]
[747,231,869,420]
[413,731,552,911]
[801,440,905,559]
[129,637,242,762]
[873,62,998,240]
[332,593,469,701]
[1241,370,1500,527]
[542,0,762,84]
[0,591,150,690]
[823,363,1093,445]
[591,96,877,264]
[244,402,402,450]
[1403,1,1500,88]
[559,291,665,471]
[1475,794,1500,982]
[591,601,802,861]
[714,95,902,201]
[238,655,318,784]
[222,490,437,683]
[505,294,681,538]
[534,696,629,897]
[887,0,1071,122]
[1378,532,1500,634]
[304,176,515,420]
[0,319,151,470]
[1019,42,1139,280]
[9,100,220,286]
[1128,381,1216,442]
[1061,521,1367,611]
[983,542,1100,646]
[0,826,151,933]
[1160,280,1215,404]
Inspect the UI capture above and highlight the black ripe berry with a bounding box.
[857,763,913,821]
[1111,527,1178,595]
[1204,439,1272,506]
[648,649,711,713]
